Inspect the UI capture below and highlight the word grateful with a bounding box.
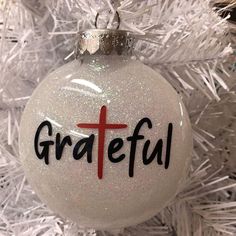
[34,106,173,179]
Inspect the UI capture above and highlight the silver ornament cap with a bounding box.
[75,29,135,56]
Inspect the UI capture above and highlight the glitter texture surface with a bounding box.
[19,55,192,229]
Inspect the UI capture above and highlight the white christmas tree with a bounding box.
[0,0,236,235]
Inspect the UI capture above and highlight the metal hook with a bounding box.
[95,11,120,30]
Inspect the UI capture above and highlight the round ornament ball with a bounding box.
[19,29,193,229]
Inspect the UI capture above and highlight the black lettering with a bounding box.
[127,118,152,177]
[34,121,54,165]
[108,138,125,163]
[165,123,173,169]
[73,135,95,162]
[56,133,72,160]
[143,139,163,165]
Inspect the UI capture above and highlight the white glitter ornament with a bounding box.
[19,29,193,229]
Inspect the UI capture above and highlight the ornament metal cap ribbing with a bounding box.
[75,29,135,57]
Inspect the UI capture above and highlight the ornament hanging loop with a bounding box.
[95,11,120,30]
[76,11,134,56]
